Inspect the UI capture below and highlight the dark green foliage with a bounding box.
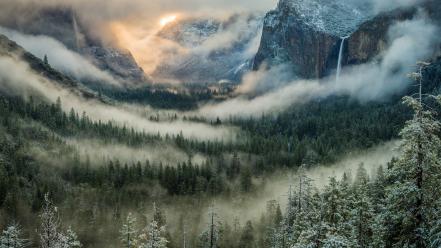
[0,58,440,247]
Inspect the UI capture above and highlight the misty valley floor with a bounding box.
[1,0,441,247]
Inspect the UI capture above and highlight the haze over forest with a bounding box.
[0,0,441,248]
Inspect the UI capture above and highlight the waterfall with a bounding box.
[336,36,349,83]
[72,13,81,52]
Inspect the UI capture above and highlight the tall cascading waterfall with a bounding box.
[72,13,81,52]
[336,36,349,82]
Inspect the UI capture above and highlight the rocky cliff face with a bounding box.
[253,7,338,79]
[0,7,147,84]
[345,8,416,66]
[254,0,440,80]
[253,0,373,79]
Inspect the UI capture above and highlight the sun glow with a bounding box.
[159,15,177,27]
[109,20,186,75]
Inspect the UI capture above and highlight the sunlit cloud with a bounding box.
[159,15,178,27]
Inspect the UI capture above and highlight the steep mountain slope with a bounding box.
[0,7,147,84]
[0,34,96,99]
[153,14,263,83]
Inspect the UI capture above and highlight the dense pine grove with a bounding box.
[1,60,441,247]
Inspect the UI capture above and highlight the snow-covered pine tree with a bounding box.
[263,200,282,247]
[349,164,374,248]
[39,194,63,248]
[288,168,317,246]
[322,177,344,236]
[198,206,222,248]
[292,193,327,248]
[429,212,441,248]
[384,63,441,247]
[337,172,354,239]
[138,220,168,248]
[138,203,169,248]
[370,166,388,248]
[321,235,351,248]
[60,227,82,248]
[120,213,138,248]
[152,203,167,228]
[0,223,28,248]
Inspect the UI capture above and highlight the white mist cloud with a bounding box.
[195,15,263,55]
[65,138,207,166]
[198,80,327,118]
[0,26,122,86]
[0,0,277,28]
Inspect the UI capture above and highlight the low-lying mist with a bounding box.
[65,138,207,166]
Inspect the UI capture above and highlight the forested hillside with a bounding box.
[1,0,441,247]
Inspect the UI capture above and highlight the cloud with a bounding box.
[65,138,207,166]
[196,17,440,119]
[198,80,328,119]
[194,14,263,55]
[235,64,294,94]
[0,0,277,28]
[0,26,122,86]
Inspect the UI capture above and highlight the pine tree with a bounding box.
[0,223,28,248]
[39,194,63,248]
[199,206,222,248]
[290,170,316,246]
[240,166,253,193]
[297,193,329,248]
[349,164,374,248]
[384,63,441,247]
[239,221,256,248]
[152,203,167,228]
[321,235,350,248]
[138,220,168,248]
[429,212,441,248]
[60,227,82,248]
[120,213,138,248]
[322,177,344,235]
[138,204,168,248]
